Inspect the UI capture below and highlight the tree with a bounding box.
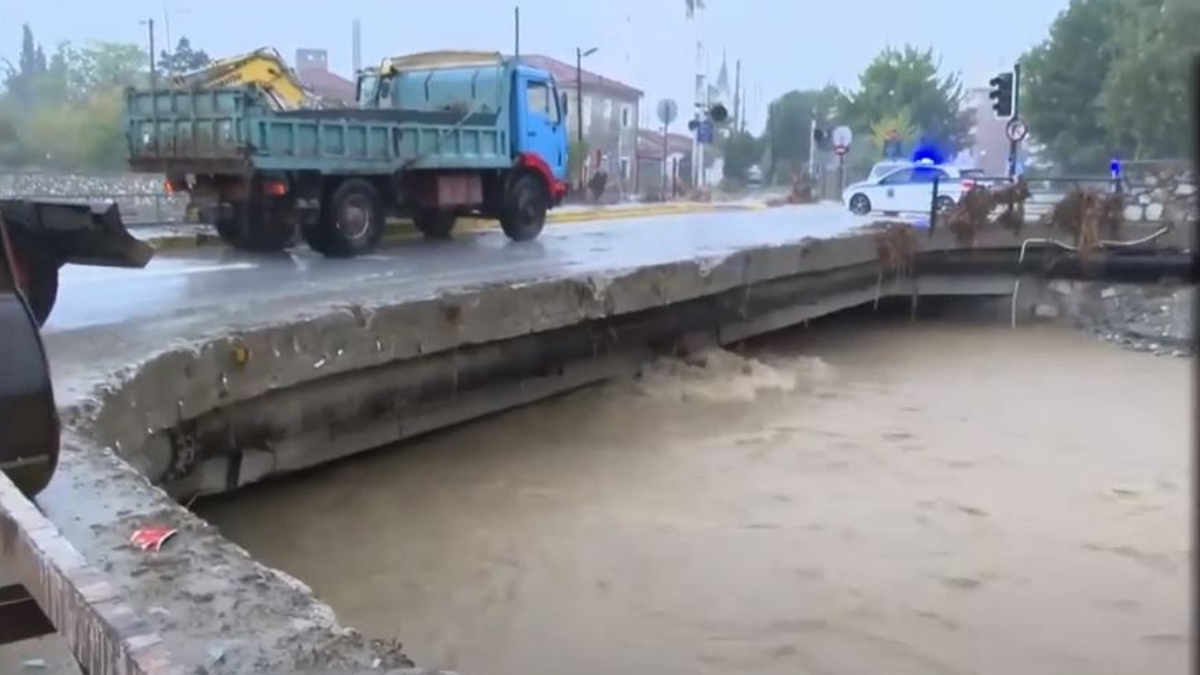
[1020,0,1125,171]
[840,46,971,156]
[0,27,148,169]
[1102,0,1196,160]
[762,86,840,183]
[721,130,762,182]
[160,36,210,75]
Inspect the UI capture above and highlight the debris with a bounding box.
[21,658,47,670]
[130,525,178,551]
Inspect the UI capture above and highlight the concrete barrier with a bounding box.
[16,215,1192,674]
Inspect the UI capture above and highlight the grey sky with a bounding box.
[0,0,1066,132]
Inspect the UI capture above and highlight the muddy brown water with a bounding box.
[9,304,1185,675]
[191,305,1192,675]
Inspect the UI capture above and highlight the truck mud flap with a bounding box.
[0,200,153,269]
[0,291,59,497]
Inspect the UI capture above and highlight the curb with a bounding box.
[143,202,762,253]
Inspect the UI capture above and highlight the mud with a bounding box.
[199,306,1190,675]
[7,220,1189,674]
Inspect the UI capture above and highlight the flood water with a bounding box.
[200,305,1191,675]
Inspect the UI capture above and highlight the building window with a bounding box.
[560,91,569,116]
[621,105,632,128]
[619,157,630,180]
[582,96,593,133]
[603,98,613,120]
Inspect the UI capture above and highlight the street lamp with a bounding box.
[574,46,598,192]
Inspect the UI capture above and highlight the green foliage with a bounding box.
[1020,0,1124,171]
[721,130,762,181]
[1102,0,1197,160]
[839,46,971,154]
[762,86,839,183]
[0,24,151,169]
[160,37,211,75]
[1022,0,1192,170]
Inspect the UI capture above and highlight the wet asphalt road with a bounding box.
[46,205,871,334]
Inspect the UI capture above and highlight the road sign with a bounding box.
[1005,117,1028,142]
[656,99,678,126]
[831,125,853,148]
[697,120,714,144]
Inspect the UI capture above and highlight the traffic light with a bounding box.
[989,71,1014,118]
[709,103,729,124]
[813,127,826,143]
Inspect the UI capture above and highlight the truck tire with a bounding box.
[500,174,548,242]
[413,209,457,239]
[8,227,60,328]
[215,206,295,252]
[318,179,385,257]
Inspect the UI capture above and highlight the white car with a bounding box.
[842,164,988,216]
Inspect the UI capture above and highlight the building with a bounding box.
[294,48,356,104]
[519,54,643,196]
[635,129,695,197]
[962,86,1010,176]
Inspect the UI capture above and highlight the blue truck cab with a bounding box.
[124,50,570,256]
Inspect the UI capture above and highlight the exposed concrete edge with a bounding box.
[142,202,761,252]
[0,472,184,675]
[27,219,1188,674]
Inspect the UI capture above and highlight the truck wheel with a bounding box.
[320,179,385,257]
[8,227,60,328]
[500,174,548,242]
[413,210,457,239]
[215,207,294,252]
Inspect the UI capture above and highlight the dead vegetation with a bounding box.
[870,221,919,278]
[1040,187,1124,254]
[941,177,1032,244]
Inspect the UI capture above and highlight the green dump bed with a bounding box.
[125,75,514,175]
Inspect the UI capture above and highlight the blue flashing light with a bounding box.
[911,141,945,167]
[1109,157,1122,178]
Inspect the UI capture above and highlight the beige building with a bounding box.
[519,55,643,197]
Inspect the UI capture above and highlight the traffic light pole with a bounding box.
[1007,62,1021,179]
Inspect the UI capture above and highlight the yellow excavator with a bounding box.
[169,47,324,111]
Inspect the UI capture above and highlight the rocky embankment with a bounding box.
[1037,281,1194,357]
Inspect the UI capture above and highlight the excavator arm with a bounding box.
[171,47,323,110]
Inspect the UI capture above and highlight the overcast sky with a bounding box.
[0,0,1067,133]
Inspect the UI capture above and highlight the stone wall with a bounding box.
[0,170,187,223]
[1120,161,1196,226]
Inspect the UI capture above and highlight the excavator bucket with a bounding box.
[0,199,153,269]
[0,212,60,498]
[0,199,153,327]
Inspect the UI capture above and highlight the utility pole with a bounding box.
[513,6,520,59]
[732,59,741,135]
[140,18,157,88]
[575,46,598,190]
[1008,62,1022,178]
[689,3,706,188]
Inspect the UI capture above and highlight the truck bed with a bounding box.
[125,87,513,175]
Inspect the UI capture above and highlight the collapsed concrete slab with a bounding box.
[17,218,1192,674]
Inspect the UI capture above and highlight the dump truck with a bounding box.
[125,50,570,256]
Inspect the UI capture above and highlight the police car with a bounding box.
[842,160,989,216]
